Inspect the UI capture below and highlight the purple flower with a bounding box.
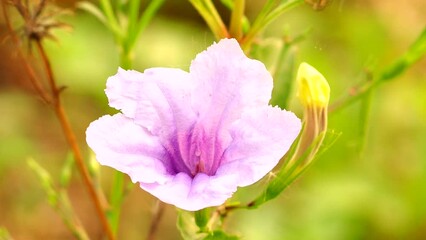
[86,39,301,211]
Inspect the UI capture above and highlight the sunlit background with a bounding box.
[1,0,426,239]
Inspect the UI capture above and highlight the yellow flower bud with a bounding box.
[297,62,330,108]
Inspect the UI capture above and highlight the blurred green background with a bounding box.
[1,0,426,239]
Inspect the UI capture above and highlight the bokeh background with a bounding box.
[1,0,426,239]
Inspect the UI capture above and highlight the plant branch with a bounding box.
[229,0,245,40]
[330,27,426,112]
[2,2,115,239]
[146,201,166,240]
[2,2,51,104]
[35,39,115,240]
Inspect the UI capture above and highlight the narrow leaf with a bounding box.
[77,1,108,25]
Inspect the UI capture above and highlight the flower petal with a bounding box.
[86,114,171,184]
[106,67,199,175]
[132,68,199,174]
[190,38,273,129]
[105,68,143,119]
[140,172,239,211]
[221,106,302,187]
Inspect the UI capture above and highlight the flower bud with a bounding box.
[297,62,330,108]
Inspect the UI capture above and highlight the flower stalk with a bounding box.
[188,0,230,40]
[229,0,245,40]
[2,2,114,239]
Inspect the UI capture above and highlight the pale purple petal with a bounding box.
[86,114,170,184]
[140,172,239,211]
[220,106,301,186]
[105,68,143,118]
[190,39,273,127]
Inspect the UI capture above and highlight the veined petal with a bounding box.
[106,67,198,175]
[184,38,275,176]
[140,172,239,211]
[133,67,196,134]
[86,114,171,184]
[190,38,273,129]
[221,106,302,186]
[132,68,198,175]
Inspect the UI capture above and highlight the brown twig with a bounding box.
[146,201,166,240]
[2,3,51,104]
[2,2,115,240]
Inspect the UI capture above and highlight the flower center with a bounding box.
[182,123,222,177]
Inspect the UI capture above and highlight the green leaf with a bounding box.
[194,208,210,232]
[177,210,206,240]
[203,230,239,240]
[77,1,108,25]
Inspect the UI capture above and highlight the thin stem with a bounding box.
[189,0,229,40]
[55,100,115,240]
[35,40,59,99]
[229,0,245,40]
[331,27,426,112]
[204,0,229,38]
[241,0,303,51]
[108,171,125,235]
[128,0,165,51]
[3,2,114,238]
[35,39,115,240]
[100,0,122,38]
[146,202,166,240]
[2,2,51,104]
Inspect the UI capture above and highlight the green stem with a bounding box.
[241,0,303,51]
[108,171,125,236]
[128,0,165,51]
[270,39,296,109]
[100,0,122,38]
[126,0,141,47]
[229,0,245,40]
[358,87,373,158]
[330,27,426,112]
[120,49,133,69]
[204,0,229,38]
[189,0,229,40]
